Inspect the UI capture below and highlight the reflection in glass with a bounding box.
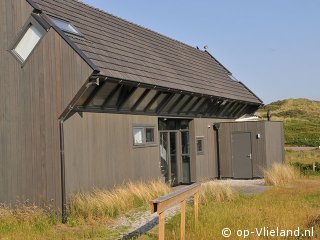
[160,132,169,182]
[181,131,190,154]
[182,156,191,183]
[146,128,155,143]
[170,132,178,185]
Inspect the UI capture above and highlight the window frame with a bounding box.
[49,15,82,36]
[132,125,157,147]
[196,136,205,155]
[9,16,47,66]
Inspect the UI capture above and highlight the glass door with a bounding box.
[159,131,179,185]
[169,132,178,185]
[159,132,169,182]
[181,130,191,183]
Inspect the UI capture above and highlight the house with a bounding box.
[0,0,284,218]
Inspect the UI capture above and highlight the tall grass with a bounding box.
[199,181,238,204]
[68,180,171,222]
[264,163,298,186]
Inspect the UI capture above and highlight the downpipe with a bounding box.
[59,78,101,223]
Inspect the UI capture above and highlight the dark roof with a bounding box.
[31,0,262,104]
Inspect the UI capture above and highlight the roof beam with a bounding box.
[117,87,138,110]
[82,83,103,108]
[157,93,176,114]
[168,94,185,113]
[101,84,122,109]
[144,92,162,112]
[177,96,194,114]
[186,97,202,113]
[131,89,151,111]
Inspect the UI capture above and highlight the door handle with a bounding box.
[247,153,252,159]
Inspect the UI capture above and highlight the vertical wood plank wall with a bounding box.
[0,0,93,206]
[63,113,161,195]
[265,122,285,167]
[219,122,267,178]
[191,119,221,181]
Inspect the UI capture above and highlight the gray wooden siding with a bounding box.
[219,122,267,178]
[265,122,285,167]
[0,0,93,206]
[191,118,220,181]
[63,113,161,195]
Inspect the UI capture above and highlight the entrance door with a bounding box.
[159,130,190,185]
[159,131,179,185]
[232,132,253,179]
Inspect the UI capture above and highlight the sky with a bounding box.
[82,0,320,104]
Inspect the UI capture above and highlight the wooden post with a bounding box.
[313,162,316,172]
[159,211,165,240]
[180,200,186,240]
[194,192,199,226]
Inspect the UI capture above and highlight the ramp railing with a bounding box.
[150,183,200,240]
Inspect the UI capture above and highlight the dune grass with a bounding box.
[259,98,320,147]
[199,181,238,204]
[0,180,170,240]
[68,180,171,223]
[264,163,299,186]
[138,180,320,240]
[286,149,320,165]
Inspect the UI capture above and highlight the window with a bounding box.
[196,137,204,155]
[11,21,45,63]
[133,126,156,146]
[50,16,80,35]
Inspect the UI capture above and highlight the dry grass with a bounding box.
[68,180,171,222]
[141,180,320,240]
[286,149,320,165]
[199,181,238,204]
[264,163,299,186]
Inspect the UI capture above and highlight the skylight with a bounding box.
[50,17,80,35]
[13,24,44,62]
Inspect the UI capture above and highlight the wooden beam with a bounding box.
[156,93,176,114]
[177,96,194,114]
[159,212,165,240]
[117,87,137,110]
[186,97,201,113]
[194,192,199,226]
[131,89,150,111]
[150,183,200,214]
[144,92,162,112]
[180,200,186,240]
[82,86,100,108]
[168,94,185,113]
[101,84,122,109]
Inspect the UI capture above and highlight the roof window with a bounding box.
[50,17,80,35]
[11,17,46,64]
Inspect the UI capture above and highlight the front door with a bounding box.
[159,130,191,185]
[232,132,253,179]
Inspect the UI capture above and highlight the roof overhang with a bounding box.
[68,75,261,120]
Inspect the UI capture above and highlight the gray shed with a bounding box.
[215,121,285,179]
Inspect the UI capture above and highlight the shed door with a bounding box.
[232,132,253,179]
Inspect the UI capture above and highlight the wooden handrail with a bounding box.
[150,183,201,240]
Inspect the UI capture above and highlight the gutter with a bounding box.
[213,123,221,179]
[58,78,100,223]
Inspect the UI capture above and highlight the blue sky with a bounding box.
[82,0,320,104]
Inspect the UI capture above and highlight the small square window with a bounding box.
[196,137,204,155]
[12,24,44,63]
[146,128,155,143]
[133,126,156,146]
[133,128,144,145]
